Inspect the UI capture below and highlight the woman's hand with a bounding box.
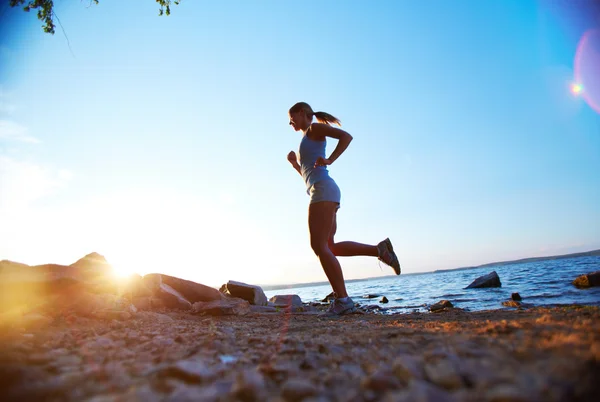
[287,151,297,164]
[314,156,332,168]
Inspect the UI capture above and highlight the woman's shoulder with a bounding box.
[307,123,327,141]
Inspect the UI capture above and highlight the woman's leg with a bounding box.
[327,212,401,275]
[308,201,349,298]
[327,213,378,257]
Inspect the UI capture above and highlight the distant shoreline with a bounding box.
[261,248,600,291]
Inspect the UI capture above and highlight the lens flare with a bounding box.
[574,28,600,113]
[570,83,584,95]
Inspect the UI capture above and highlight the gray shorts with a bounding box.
[309,179,341,205]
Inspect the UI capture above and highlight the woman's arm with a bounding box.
[310,123,353,167]
[287,151,302,175]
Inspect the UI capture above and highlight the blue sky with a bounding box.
[1,0,599,288]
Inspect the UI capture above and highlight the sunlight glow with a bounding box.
[570,83,583,96]
[574,29,600,114]
[89,192,271,288]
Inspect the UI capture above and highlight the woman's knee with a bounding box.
[328,240,339,256]
[310,240,329,256]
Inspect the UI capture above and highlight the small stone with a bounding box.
[424,360,463,390]
[486,384,532,402]
[281,378,318,401]
[502,300,521,308]
[132,296,152,311]
[269,294,302,307]
[92,336,114,349]
[380,296,389,304]
[511,293,522,301]
[361,368,401,392]
[383,379,455,402]
[232,369,266,401]
[392,355,425,382]
[158,360,213,384]
[219,355,238,364]
[430,300,453,312]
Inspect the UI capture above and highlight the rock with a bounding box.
[153,360,214,384]
[502,300,521,308]
[0,253,138,314]
[430,300,453,312]
[380,296,389,304]
[143,275,192,310]
[192,298,250,316]
[120,274,153,298]
[281,378,318,401]
[486,384,533,402]
[511,292,522,301]
[150,297,166,310]
[232,369,266,401]
[157,283,192,309]
[424,360,463,390]
[392,355,425,382]
[363,294,380,299]
[361,368,401,392]
[132,296,152,311]
[269,294,302,307]
[222,280,267,306]
[321,292,335,302]
[69,252,113,275]
[572,271,600,288]
[383,379,455,402]
[144,273,222,303]
[465,271,501,289]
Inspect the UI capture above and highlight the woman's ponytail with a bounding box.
[289,102,342,126]
[313,111,341,126]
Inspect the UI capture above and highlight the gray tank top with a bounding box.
[299,133,332,193]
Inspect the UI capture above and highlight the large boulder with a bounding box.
[0,259,107,313]
[269,295,302,307]
[221,280,268,306]
[142,275,192,310]
[119,274,153,298]
[70,252,113,276]
[143,274,223,303]
[572,271,600,288]
[465,271,501,289]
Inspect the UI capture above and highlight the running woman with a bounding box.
[287,102,401,315]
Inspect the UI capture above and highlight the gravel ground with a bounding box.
[1,305,599,401]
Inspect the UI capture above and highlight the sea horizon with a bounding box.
[260,248,600,291]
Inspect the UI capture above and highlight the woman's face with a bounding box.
[288,110,309,131]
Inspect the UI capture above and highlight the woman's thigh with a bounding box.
[308,201,338,247]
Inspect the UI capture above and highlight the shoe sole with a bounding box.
[384,238,401,275]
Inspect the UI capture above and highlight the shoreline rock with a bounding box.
[572,271,600,288]
[465,271,502,289]
[221,280,268,306]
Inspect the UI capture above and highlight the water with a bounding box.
[264,256,600,313]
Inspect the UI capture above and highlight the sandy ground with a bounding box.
[1,305,599,401]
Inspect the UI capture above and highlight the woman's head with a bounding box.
[288,102,341,131]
